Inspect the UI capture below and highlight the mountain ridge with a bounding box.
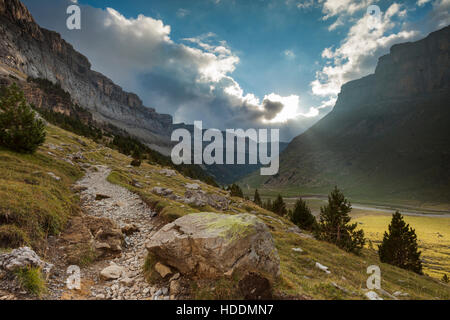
[242,25,450,207]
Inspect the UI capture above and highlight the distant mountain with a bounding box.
[172,123,289,184]
[242,26,450,206]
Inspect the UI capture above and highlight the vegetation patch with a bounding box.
[14,266,47,297]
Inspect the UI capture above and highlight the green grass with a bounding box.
[2,123,449,299]
[15,266,47,297]
[0,127,83,250]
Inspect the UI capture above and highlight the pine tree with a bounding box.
[253,189,262,207]
[272,194,287,217]
[316,186,365,254]
[263,199,272,211]
[0,84,46,153]
[378,211,423,274]
[227,183,244,198]
[290,197,316,230]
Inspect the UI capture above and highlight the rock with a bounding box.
[183,190,229,211]
[154,262,172,278]
[315,262,331,274]
[365,291,383,300]
[61,216,124,263]
[146,212,280,281]
[159,169,176,177]
[120,277,135,287]
[170,280,182,296]
[393,291,409,297]
[185,183,200,190]
[47,172,61,181]
[95,194,110,201]
[121,224,140,236]
[0,247,53,275]
[152,187,173,197]
[100,265,125,280]
[131,180,143,188]
[169,273,180,282]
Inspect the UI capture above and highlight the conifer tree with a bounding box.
[227,183,244,198]
[378,211,423,274]
[0,84,46,153]
[272,194,287,217]
[316,186,365,254]
[253,189,262,207]
[290,197,316,230]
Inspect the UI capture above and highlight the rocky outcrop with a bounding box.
[0,0,173,148]
[146,212,280,281]
[335,25,450,113]
[0,247,53,274]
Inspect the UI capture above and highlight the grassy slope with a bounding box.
[1,124,449,299]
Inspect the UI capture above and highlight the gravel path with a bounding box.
[74,165,166,300]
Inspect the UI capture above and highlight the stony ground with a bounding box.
[45,165,171,300]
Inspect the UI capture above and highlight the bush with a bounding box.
[442,274,449,284]
[290,198,316,231]
[15,266,47,297]
[0,84,46,153]
[316,186,365,254]
[378,211,423,274]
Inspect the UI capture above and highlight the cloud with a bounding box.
[176,8,190,18]
[417,0,432,6]
[283,49,296,59]
[27,1,319,140]
[311,3,418,97]
[320,0,378,20]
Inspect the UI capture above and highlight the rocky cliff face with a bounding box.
[0,0,173,148]
[246,25,450,204]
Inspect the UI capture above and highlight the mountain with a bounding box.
[242,26,450,207]
[0,0,173,151]
[0,0,268,185]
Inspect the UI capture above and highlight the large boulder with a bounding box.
[145,212,280,281]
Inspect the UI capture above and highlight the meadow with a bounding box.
[282,197,450,279]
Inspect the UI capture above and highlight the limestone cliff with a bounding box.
[245,25,450,205]
[0,0,173,149]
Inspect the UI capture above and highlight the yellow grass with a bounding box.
[353,214,450,279]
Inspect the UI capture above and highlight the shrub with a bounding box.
[15,266,47,297]
[0,84,46,153]
[316,186,365,254]
[378,211,423,274]
[442,274,449,284]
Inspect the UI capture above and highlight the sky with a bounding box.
[22,0,450,142]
